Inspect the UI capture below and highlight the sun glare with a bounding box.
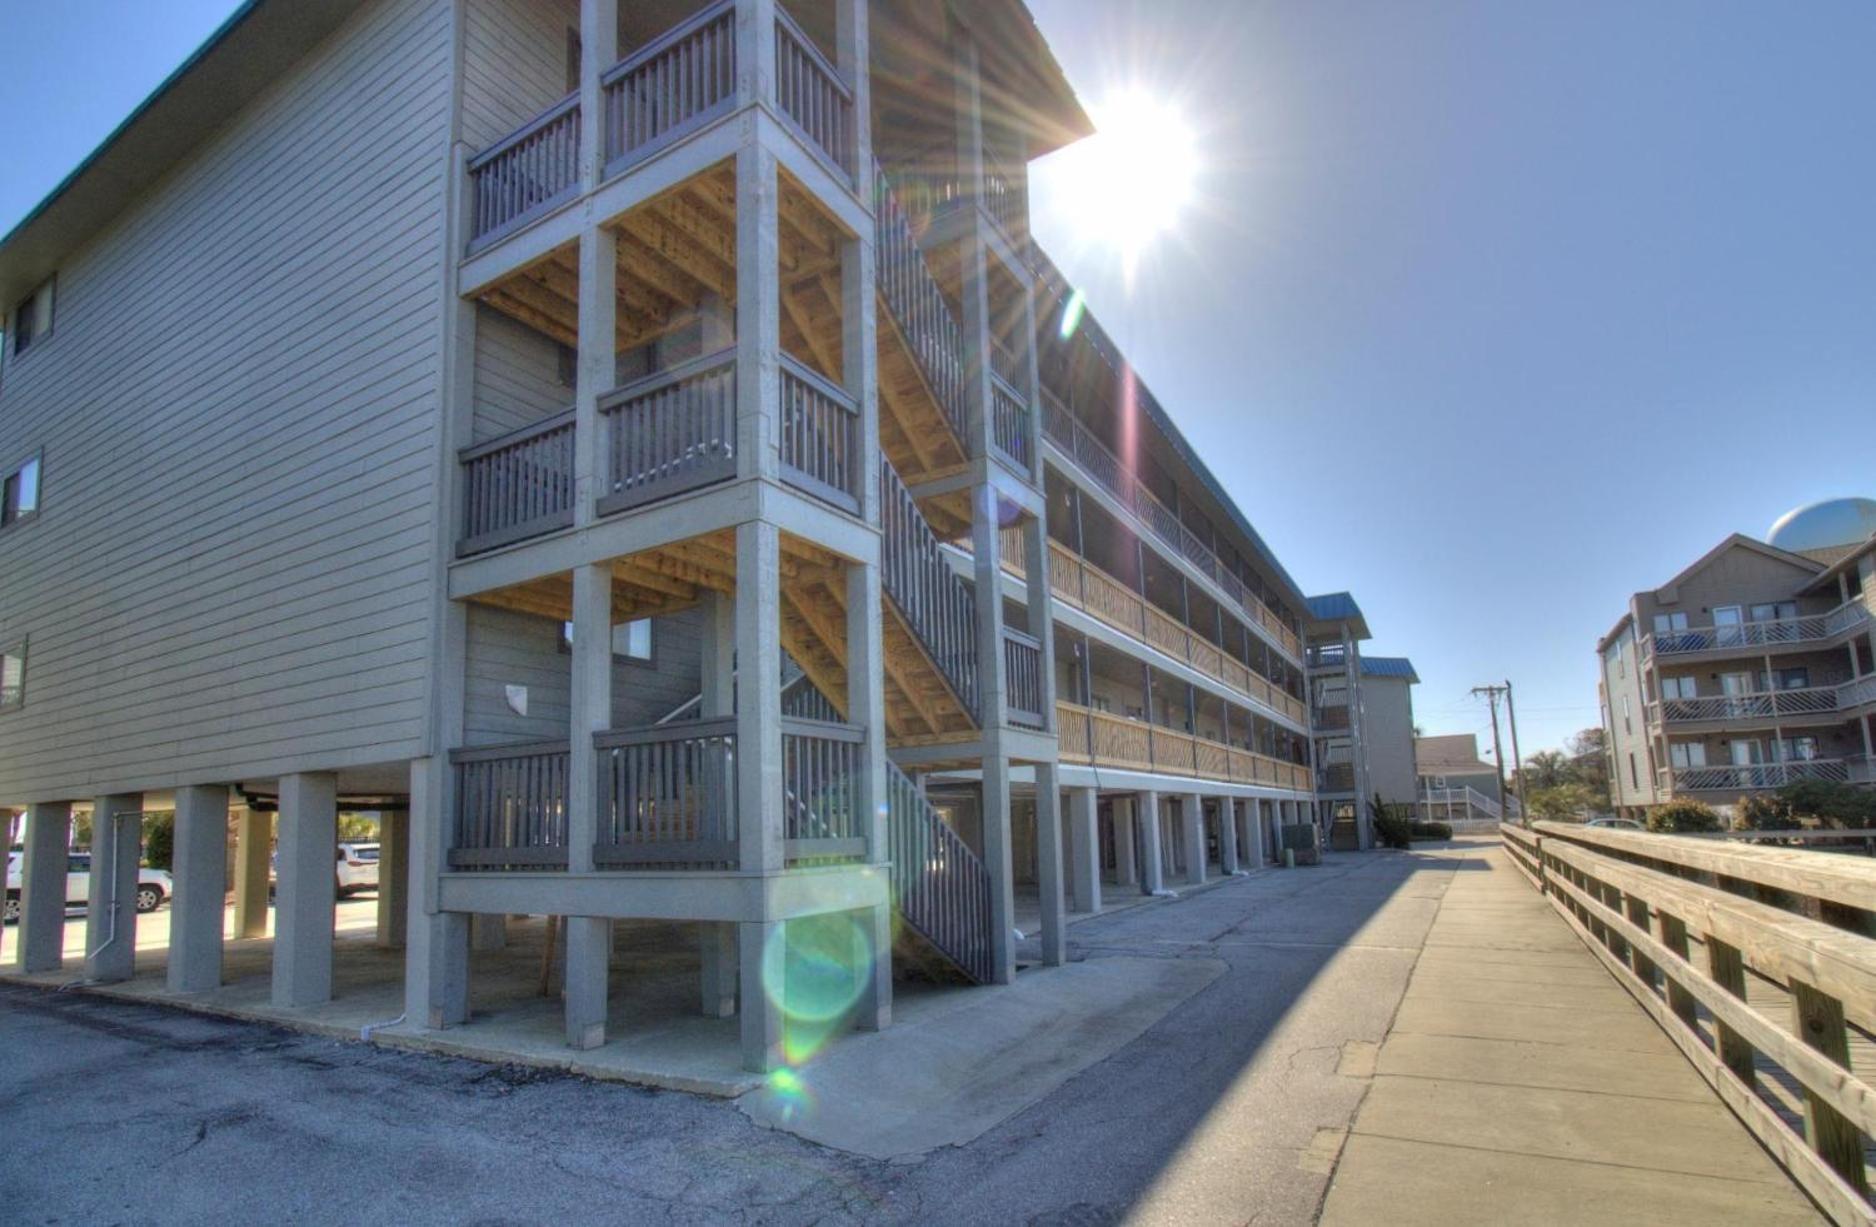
[1055,90,1201,282]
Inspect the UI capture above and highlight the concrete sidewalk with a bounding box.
[1318,843,1822,1226]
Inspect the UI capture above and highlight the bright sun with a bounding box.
[1052,90,1200,282]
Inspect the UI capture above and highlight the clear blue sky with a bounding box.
[5,1,1875,765]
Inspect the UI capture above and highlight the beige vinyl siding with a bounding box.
[461,0,579,152]
[463,605,704,746]
[472,304,570,441]
[0,0,454,801]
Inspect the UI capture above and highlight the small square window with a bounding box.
[12,278,55,356]
[2,454,41,527]
[558,617,654,664]
[0,639,26,713]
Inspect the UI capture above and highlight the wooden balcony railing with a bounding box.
[774,6,853,181]
[1040,394,1303,660]
[1641,597,1874,663]
[1513,822,1876,1223]
[448,742,571,870]
[458,410,575,555]
[601,0,737,175]
[593,718,738,869]
[467,95,581,248]
[1652,685,1855,725]
[597,348,737,516]
[1057,702,1312,791]
[881,455,979,718]
[782,718,866,863]
[1022,534,1309,726]
[990,378,1031,474]
[779,354,860,514]
[1669,758,1856,793]
[1002,627,1045,729]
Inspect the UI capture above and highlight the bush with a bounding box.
[1775,779,1876,829]
[1371,801,1413,850]
[142,813,175,871]
[1647,800,1722,834]
[1733,792,1791,832]
[1410,820,1452,840]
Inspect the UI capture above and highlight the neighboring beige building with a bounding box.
[1596,499,1876,821]
[1416,733,1509,824]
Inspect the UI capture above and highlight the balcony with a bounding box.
[1639,596,1873,664]
[1057,701,1312,792]
[465,1,854,253]
[1647,675,1876,728]
[1004,532,1309,726]
[1668,757,1861,793]
[458,352,864,556]
[1040,394,1304,662]
[447,717,869,873]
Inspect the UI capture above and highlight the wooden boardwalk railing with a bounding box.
[1504,820,1876,1226]
[887,761,994,983]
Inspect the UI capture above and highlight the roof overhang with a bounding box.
[1305,592,1370,639]
[0,0,374,310]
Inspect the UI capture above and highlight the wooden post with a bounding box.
[1706,936,1757,1087]
[1789,978,1870,1196]
[1653,910,1699,1029]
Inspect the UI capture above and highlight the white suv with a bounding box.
[336,842,380,896]
[5,850,173,922]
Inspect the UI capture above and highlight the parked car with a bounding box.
[336,842,380,896]
[5,850,172,922]
[1586,817,1645,830]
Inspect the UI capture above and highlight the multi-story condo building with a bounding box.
[1598,498,1876,821]
[0,0,1323,1074]
[1303,595,1419,847]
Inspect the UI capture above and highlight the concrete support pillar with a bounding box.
[1034,764,1066,966]
[740,920,783,1072]
[699,922,737,1018]
[565,916,610,1050]
[853,903,893,1031]
[1219,797,1241,876]
[983,757,1018,983]
[845,559,893,1019]
[233,807,272,940]
[471,913,507,952]
[168,785,229,993]
[406,757,470,1028]
[1068,787,1101,913]
[85,793,144,984]
[376,807,408,950]
[1182,792,1206,887]
[1138,791,1165,894]
[20,801,72,973]
[735,520,784,875]
[273,773,337,1008]
[1114,799,1138,889]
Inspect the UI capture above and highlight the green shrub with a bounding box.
[1775,779,1876,829]
[1647,800,1722,834]
[1370,794,1413,849]
[142,813,175,871]
[1733,792,1790,832]
[1409,820,1453,840]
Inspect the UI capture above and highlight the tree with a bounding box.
[1518,750,1570,792]
[1528,782,1599,821]
[1775,780,1876,829]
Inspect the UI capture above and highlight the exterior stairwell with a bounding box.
[885,760,995,982]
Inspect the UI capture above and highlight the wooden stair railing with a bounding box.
[887,760,994,983]
[874,161,968,444]
[880,454,980,721]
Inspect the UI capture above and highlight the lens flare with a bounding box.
[1044,88,1201,285]
[760,911,874,1068]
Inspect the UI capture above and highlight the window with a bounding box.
[1779,737,1819,762]
[1669,743,1707,769]
[1652,611,1687,635]
[1770,667,1809,691]
[1621,693,1632,733]
[1628,753,1639,790]
[1750,601,1798,624]
[1,454,40,527]
[11,278,54,356]
[559,617,654,663]
[1659,676,1697,700]
[0,639,22,712]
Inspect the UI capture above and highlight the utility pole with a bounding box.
[1503,679,1526,824]
[1472,684,1510,822]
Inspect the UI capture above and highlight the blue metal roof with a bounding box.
[1306,592,1363,622]
[1361,656,1419,682]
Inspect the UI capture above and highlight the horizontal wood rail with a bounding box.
[779,354,860,514]
[1057,701,1310,792]
[467,94,581,248]
[597,348,737,516]
[783,717,867,864]
[594,717,738,869]
[1019,532,1308,725]
[774,6,853,181]
[458,410,575,555]
[1511,821,1876,1225]
[601,0,737,176]
[1040,394,1303,661]
[448,742,570,870]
